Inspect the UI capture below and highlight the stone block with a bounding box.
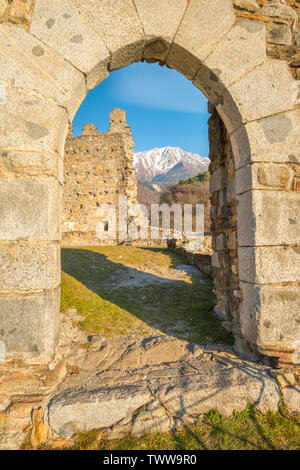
[211,251,221,268]
[295,29,300,47]
[231,109,300,168]
[240,282,300,352]
[227,231,237,250]
[233,0,260,13]
[0,287,60,358]
[0,0,8,16]
[204,19,266,88]
[134,0,187,59]
[172,0,235,62]
[166,43,201,80]
[263,2,298,23]
[218,60,295,133]
[30,0,110,80]
[0,178,61,241]
[0,241,61,290]
[236,163,294,194]
[0,25,86,118]
[8,0,34,26]
[0,88,68,154]
[237,190,300,246]
[49,385,151,438]
[267,24,292,46]
[0,150,62,182]
[282,386,300,413]
[71,0,144,71]
[209,167,226,193]
[239,246,300,284]
[227,179,236,203]
[216,234,226,251]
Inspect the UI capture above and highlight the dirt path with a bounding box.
[61,246,232,346]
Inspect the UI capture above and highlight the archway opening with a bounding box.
[61,61,236,349]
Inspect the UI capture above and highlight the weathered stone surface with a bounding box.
[218,60,295,133]
[132,413,172,437]
[30,0,110,84]
[0,179,61,241]
[140,335,190,365]
[267,24,292,46]
[0,287,60,357]
[204,19,266,88]
[71,0,145,71]
[48,385,152,438]
[276,372,296,389]
[0,0,8,16]
[282,386,300,413]
[0,25,86,117]
[149,361,280,417]
[31,408,52,449]
[211,251,221,268]
[135,0,186,42]
[238,246,300,284]
[0,241,60,290]
[0,88,68,154]
[231,109,300,168]
[0,0,34,27]
[233,0,260,13]
[240,283,300,351]
[172,0,235,62]
[0,430,26,451]
[9,0,34,25]
[263,2,298,24]
[209,167,226,193]
[236,163,294,194]
[0,150,62,181]
[237,190,300,246]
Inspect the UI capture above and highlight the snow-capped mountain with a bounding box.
[134,147,209,186]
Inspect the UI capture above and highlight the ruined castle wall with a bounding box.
[63,109,138,245]
[208,108,242,354]
[209,102,300,363]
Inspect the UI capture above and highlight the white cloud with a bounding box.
[108,63,207,114]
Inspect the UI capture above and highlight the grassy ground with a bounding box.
[58,247,300,451]
[74,405,300,451]
[61,246,233,345]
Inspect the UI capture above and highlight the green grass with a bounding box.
[61,246,233,344]
[74,406,300,450]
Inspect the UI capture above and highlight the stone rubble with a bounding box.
[0,308,298,450]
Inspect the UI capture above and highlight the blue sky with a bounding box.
[73,62,210,156]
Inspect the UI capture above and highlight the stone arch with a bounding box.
[0,0,299,364]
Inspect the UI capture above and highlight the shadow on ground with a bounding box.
[61,246,233,345]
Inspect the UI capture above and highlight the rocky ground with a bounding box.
[0,247,299,450]
[0,308,299,450]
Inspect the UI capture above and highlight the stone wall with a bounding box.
[208,108,244,356]
[209,101,300,364]
[0,0,299,363]
[63,109,138,245]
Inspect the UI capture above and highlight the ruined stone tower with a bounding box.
[63,109,138,245]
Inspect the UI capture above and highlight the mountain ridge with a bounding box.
[133,146,209,187]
